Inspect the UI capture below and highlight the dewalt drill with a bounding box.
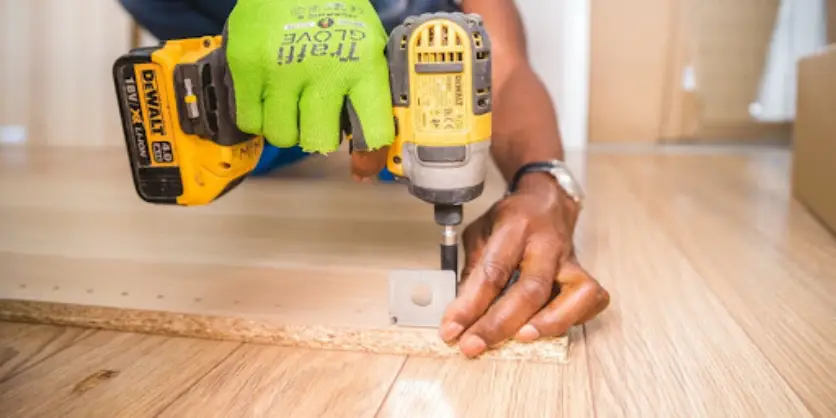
[112,12,492,274]
[383,12,492,273]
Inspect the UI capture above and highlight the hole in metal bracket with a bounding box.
[410,283,433,307]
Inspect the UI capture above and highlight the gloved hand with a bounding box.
[223,0,395,162]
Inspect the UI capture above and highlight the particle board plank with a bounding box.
[614,153,836,416]
[0,330,240,418]
[0,251,569,362]
[158,345,405,417]
[377,326,593,418]
[0,148,571,363]
[0,322,94,383]
[574,155,812,417]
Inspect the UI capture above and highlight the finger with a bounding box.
[223,21,265,135]
[439,220,526,344]
[517,261,609,341]
[351,146,389,179]
[297,85,344,153]
[563,262,610,324]
[459,217,490,281]
[261,76,301,148]
[458,239,560,355]
[347,64,395,151]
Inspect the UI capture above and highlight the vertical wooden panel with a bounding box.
[668,0,789,142]
[659,0,700,141]
[591,0,788,144]
[690,0,780,129]
[0,0,131,148]
[588,0,674,143]
[0,1,33,145]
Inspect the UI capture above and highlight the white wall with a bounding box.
[516,0,590,151]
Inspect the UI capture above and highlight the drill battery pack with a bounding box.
[112,36,263,206]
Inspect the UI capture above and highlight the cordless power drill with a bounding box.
[112,12,492,274]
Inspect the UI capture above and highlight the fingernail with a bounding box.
[439,322,464,341]
[515,324,540,342]
[459,335,487,356]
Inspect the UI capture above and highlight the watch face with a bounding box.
[550,165,584,202]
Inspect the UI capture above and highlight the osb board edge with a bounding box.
[0,299,570,364]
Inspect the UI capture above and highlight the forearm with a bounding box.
[490,63,566,182]
[461,0,566,183]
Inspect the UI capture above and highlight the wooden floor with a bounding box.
[1,144,835,417]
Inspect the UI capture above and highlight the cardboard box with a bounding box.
[792,45,836,234]
[829,0,836,44]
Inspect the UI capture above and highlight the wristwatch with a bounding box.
[506,160,585,206]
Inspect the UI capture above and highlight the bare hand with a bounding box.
[438,172,610,357]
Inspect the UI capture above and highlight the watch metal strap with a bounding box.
[506,160,584,205]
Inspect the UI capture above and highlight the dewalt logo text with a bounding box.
[141,69,166,136]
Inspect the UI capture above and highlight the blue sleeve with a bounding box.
[118,0,236,40]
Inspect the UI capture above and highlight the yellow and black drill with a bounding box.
[112,12,492,274]
[382,13,492,272]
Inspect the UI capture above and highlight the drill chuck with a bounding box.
[440,240,458,274]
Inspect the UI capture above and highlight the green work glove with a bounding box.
[223,0,395,154]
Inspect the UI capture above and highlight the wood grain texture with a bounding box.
[0,322,94,383]
[1,145,836,416]
[574,150,814,417]
[0,147,570,363]
[614,152,836,417]
[160,346,404,417]
[0,330,239,418]
[377,326,593,418]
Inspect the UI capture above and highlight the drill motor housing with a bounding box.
[385,13,493,215]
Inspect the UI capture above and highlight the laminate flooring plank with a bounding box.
[614,153,836,416]
[0,330,240,418]
[576,156,812,417]
[0,321,94,383]
[377,326,594,418]
[697,153,836,290]
[158,346,405,418]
